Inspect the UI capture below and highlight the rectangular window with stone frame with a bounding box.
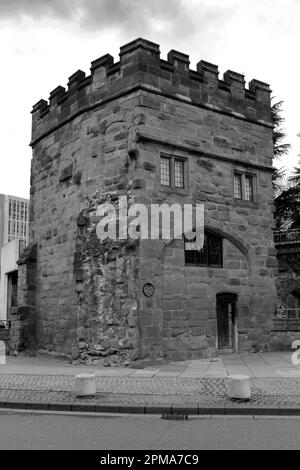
[185,231,223,267]
[234,171,255,202]
[160,154,187,191]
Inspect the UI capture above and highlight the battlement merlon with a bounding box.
[31,37,272,144]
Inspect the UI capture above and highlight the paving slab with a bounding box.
[155,371,181,377]
[130,370,158,378]
[275,369,300,377]
[94,369,133,377]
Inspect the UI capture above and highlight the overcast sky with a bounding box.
[0,0,299,199]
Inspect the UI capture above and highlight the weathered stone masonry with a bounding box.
[19,38,278,363]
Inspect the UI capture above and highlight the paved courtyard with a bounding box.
[0,352,299,410]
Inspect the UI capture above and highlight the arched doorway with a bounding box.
[216,293,238,352]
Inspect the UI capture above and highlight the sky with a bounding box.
[0,0,299,199]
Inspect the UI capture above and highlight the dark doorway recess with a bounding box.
[216,293,238,352]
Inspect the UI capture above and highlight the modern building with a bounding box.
[0,195,29,325]
[0,194,29,250]
[16,38,279,362]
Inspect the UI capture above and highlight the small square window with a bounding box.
[160,157,171,186]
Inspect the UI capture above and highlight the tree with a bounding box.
[272,166,286,195]
[271,100,290,196]
[274,185,300,229]
[274,134,300,229]
[288,149,300,186]
[272,101,290,160]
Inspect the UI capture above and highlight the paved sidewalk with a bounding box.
[1,351,299,377]
[0,353,299,415]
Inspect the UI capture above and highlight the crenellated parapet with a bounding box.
[31,38,272,144]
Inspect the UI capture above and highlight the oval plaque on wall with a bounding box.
[143,283,155,298]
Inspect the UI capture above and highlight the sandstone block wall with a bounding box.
[127,88,277,359]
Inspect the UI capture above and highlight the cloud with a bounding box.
[0,0,235,39]
[0,0,73,19]
[78,0,195,37]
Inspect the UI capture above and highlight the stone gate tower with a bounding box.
[17,38,278,363]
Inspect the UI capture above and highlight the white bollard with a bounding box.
[227,374,251,400]
[75,373,96,397]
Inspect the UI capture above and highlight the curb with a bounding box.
[0,400,299,416]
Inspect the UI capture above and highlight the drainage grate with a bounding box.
[229,398,250,403]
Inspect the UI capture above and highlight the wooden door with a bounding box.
[217,301,230,349]
[216,293,237,351]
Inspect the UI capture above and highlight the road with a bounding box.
[0,411,299,450]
